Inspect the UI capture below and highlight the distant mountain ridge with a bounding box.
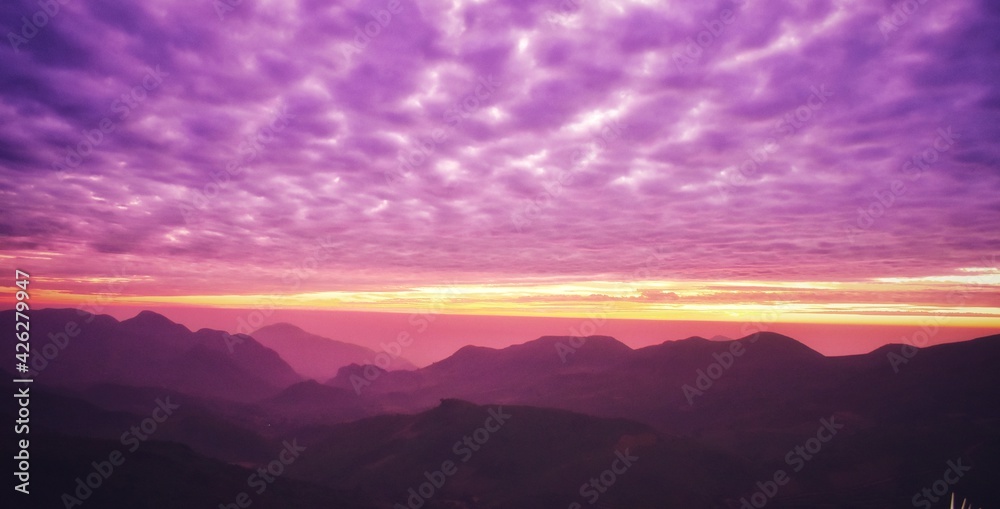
[328,330,821,391]
[0,308,301,401]
[328,329,1000,434]
[251,322,417,381]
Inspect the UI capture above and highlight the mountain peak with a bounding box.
[451,344,494,356]
[129,309,173,323]
[254,322,307,335]
[270,379,341,402]
[251,324,417,378]
[735,331,823,359]
[534,334,630,346]
[515,335,633,356]
[333,363,387,379]
[676,336,710,342]
[121,310,190,334]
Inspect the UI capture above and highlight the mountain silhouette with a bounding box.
[252,322,417,380]
[5,308,999,507]
[283,400,749,508]
[1,309,300,401]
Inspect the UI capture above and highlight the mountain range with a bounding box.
[4,308,998,508]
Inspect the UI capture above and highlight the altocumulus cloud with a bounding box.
[0,0,998,297]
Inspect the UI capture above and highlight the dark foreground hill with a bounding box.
[285,399,751,508]
[10,429,373,509]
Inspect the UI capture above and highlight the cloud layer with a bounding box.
[1,0,998,309]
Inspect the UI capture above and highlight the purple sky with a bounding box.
[1,0,998,328]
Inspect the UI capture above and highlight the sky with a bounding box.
[1,0,999,344]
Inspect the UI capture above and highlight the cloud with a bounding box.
[0,0,997,302]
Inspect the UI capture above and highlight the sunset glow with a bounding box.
[12,273,1000,329]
